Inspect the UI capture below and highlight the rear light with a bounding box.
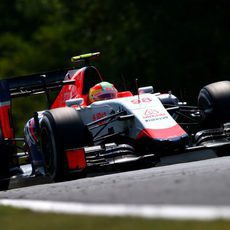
[65,148,86,170]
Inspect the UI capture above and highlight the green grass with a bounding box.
[0,206,230,230]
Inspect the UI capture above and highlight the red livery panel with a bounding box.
[137,124,187,140]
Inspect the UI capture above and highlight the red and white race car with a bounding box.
[0,52,230,184]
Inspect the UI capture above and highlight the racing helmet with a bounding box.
[89,81,118,103]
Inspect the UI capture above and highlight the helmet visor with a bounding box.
[96,93,116,100]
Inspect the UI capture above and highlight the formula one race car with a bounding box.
[0,52,229,185]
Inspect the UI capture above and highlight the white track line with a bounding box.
[1,199,230,220]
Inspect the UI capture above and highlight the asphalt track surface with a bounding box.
[0,151,230,207]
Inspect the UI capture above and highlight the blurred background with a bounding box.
[0,0,229,135]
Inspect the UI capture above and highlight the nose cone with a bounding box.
[136,124,187,141]
[136,124,189,153]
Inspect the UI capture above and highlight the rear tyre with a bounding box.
[40,107,92,181]
[0,144,10,190]
[0,146,9,179]
[198,81,230,126]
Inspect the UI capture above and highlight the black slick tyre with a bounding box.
[40,107,91,181]
[198,81,230,126]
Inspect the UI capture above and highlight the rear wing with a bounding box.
[0,52,101,139]
[5,68,77,98]
[0,68,77,139]
[3,51,101,98]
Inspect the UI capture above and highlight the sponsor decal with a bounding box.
[143,108,167,119]
[143,108,168,122]
[92,112,107,122]
[145,116,168,122]
[131,97,152,104]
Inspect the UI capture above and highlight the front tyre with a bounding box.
[40,107,92,181]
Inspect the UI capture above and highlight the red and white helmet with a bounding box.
[89,81,118,103]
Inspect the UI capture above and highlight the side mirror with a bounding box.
[138,86,154,94]
[65,98,84,107]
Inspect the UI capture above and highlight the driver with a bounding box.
[88,81,118,103]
